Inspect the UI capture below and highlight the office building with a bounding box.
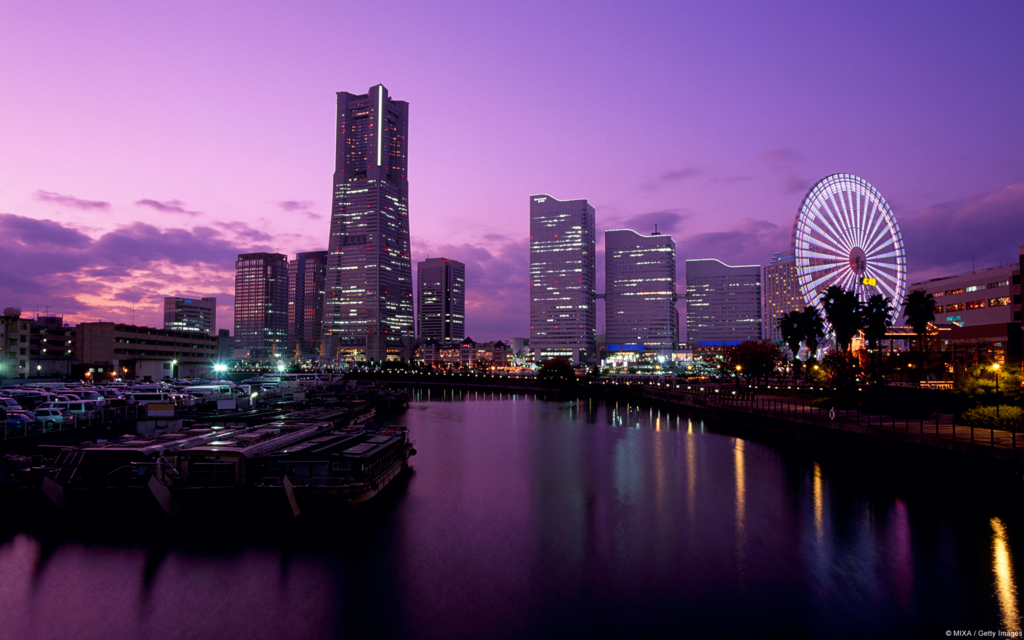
[321,84,413,362]
[763,251,804,342]
[605,229,677,353]
[76,322,217,381]
[288,251,329,360]
[417,257,465,341]
[163,296,216,335]
[685,259,762,350]
[216,329,234,362]
[529,194,596,366]
[234,252,289,360]
[909,259,1022,367]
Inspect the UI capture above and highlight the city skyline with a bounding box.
[1,1,1023,340]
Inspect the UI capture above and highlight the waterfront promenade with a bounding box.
[354,371,1024,471]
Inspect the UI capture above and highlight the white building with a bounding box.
[605,229,677,354]
[529,195,596,366]
[163,296,216,335]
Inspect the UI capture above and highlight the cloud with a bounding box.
[787,176,811,194]
[412,236,529,341]
[677,217,792,274]
[901,178,1024,281]
[0,213,258,328]
[278,200,314,212]
[644,166,699,189]
[618,210,690,235]
[135,198,201,216]
[759,148,805,170]
[303,212,323,220]
[34,190,110,211]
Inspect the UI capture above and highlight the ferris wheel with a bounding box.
[793,174,906,324]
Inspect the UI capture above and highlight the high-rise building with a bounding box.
[763,251,803,342]
[529,194,596,365]
[685,259,762,350]
[163,296,217,335]
[417,257,465,341]
[321,84,413,362]
[234,252,289,360]
[288,251,329,360]
[605,229,677,353]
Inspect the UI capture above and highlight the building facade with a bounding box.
[288,250,329,360]
[234,252,289,360]
[604,229,677,354]
[163,296,216,335]
[529,195,597,366]
[685,259,762,350]
[417,257,465,341]
[321,84,413,362]
[763,251,803,342]
[75,322,217,381]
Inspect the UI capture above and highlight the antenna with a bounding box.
[652,224,661,236]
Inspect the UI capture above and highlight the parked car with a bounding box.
[0,397,22,410]
[6,412,33,434]
[33,408,75,430]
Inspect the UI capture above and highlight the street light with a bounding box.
[993,363,1001,419]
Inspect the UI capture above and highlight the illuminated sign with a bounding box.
[534,197,547,203]
[946,316,961,322]
[860,277,877,286]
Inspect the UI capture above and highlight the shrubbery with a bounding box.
[959,405,1024,432]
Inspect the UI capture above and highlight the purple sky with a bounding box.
[2,0,1023,341]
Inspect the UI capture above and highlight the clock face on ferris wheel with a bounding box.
[793,174,906,324]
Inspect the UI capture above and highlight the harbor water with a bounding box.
[1,391,1021,639]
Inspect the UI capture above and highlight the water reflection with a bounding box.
[734,438,746,588]
[813,463,824,547]
[992,517,1021,632]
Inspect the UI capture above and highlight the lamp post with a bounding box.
[993,363,1001,419]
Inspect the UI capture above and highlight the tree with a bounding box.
[862,293,895,385]
[903,289,936,354]
[727,340,783,386]
[800,306,825,364]
[820,285,863,355]
[538,358,576,385]
[778,310,803,359]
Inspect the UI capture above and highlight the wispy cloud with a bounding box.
[619,210,690,235]
[34,190,110,211]
[135,198,201,216]
[644,167,700,190]
[277,200,314,212]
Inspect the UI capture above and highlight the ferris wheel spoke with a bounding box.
[864,235,896,258]
[855,192,871,248]
[837,190,859,249]
[867,248,902,262]
[861,208,891,255]
[827,193,858,250]
[809,203,853,253]
[800,233,848,257]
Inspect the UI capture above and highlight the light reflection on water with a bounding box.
[992,517,1022,632]
[1,394,1021,639]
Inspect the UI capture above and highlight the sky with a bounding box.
[2,0,1023,341]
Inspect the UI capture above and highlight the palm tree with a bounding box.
[820,285,863,355]
[800,306,825,364]
[862,293,894,383]
[903,289,936,353]
[778,310,804,379]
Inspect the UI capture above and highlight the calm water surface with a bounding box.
[1,392,1022,639]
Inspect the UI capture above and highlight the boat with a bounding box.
[253,427,416,513]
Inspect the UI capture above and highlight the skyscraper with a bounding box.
[529,194,596,365]
[163,296,216,335]
[605,229,677,353]
[763,251,803,342]
[417,257,465,341]
[288,250,328,360]
[321,84,413,362]
[685,259,762,350]
[234,252,289,360]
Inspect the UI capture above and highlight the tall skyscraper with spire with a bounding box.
[321,85,413,362]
